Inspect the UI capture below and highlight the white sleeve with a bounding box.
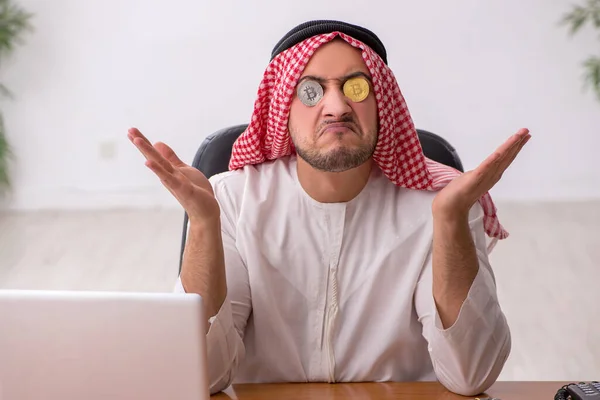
[174,180,252,395]
[414,203,512,396]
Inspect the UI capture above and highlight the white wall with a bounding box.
[2,0,599,210]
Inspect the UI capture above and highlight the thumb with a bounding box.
[155,142,185,167]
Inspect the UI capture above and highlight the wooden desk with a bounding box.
[215,381,570,399]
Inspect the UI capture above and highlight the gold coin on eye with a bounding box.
[343,77,370,102]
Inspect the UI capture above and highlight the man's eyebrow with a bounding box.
[298,71,372,85]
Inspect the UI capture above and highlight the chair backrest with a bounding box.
[178,124,463,273]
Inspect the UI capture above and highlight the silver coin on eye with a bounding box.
[297,80,323,107]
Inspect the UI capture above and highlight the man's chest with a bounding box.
[233,202,433,307]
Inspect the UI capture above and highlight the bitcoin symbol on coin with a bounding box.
[343,77,370,102]
[351,83,363,97]
[304,86,317,102]
[297,80,323,106]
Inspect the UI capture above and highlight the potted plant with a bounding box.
[562,0,600,101]
[0,0,33,194]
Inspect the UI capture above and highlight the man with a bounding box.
[128,20,530,396]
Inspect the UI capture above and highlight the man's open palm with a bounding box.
[433,128,531,217]
[128,127,220,223]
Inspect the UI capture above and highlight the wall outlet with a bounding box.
[98,141,117,160]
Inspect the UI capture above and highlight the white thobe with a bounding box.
[174,155,511,396]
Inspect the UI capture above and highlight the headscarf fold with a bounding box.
[228,30,507,249]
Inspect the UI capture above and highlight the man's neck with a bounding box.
[296,156,374,203]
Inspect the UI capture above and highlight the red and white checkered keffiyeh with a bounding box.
[229,32,508,245]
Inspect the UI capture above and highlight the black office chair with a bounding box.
[177,124,464,274]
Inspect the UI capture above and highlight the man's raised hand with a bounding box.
[128,127,220,225]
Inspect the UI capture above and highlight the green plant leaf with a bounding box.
[590,0,600,27]
[583,56,600,100]
[0,82,13,99]
[0,0,34,191]
[0,0,34,60]
[561,0,600,32]
[561,5,590,34]
[0,112,12,190]
[562,0,600,105]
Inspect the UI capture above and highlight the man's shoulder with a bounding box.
[207,167,246,192]
[383,184,484,222]
[208,156,297,198]
[371,174,438,212]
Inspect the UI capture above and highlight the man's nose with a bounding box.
[321,89,353,119]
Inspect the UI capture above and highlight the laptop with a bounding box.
[0,289,210,400]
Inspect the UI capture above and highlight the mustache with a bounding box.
[317,116,359,135]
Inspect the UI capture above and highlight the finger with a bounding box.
[146,159,197,206]
[155,142,186,167]
[485,133,531,188]
[500,133,531,172]
[144,159,177,198]
[145,159,182,191]
[127,127,152,146]
[477,129,529,173]
[513,127,530,138]
[493,131,530,170]
[476,149,504,174]
[493,133,529,172]
[128,128,180,173]
[496,129,529,160]
[128,128,155,159]
[133,137,175,174]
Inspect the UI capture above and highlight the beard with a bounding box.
[291,120,378,173]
